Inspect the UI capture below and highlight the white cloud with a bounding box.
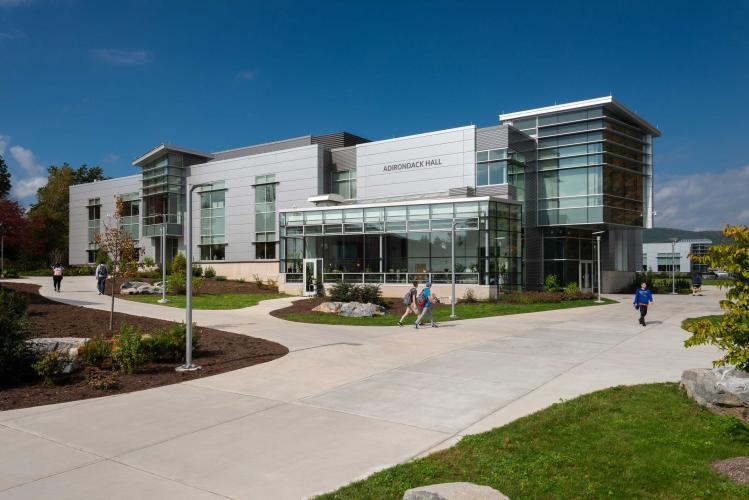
[103,153,120,163]
[12,175,46,198]
[0,0,33,8]
[93,48,152,66]
[8,143,46,200]
[654,165,749,230]
[10,144,43,174]
[237,70,256,81]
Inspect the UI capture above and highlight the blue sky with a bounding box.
[1,0,748,229]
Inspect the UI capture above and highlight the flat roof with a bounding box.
[499,96,661,137]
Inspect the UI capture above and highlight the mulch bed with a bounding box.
[99,277,276,296]
[0,283,288,411]
[712,457,749,485]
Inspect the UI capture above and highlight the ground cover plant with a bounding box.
[0,282,288,411]
[318,384,749,499]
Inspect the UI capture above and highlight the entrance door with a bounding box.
[303,258,323,296]
[579,260,594,292]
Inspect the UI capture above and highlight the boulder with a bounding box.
[681,367,749,409]
[26,337,89,374]
[120,281,158,295]
[403,482,509,500]
[312,301,343,314]
[339,301,386,317]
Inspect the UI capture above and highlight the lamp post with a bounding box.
[669,237,680,295]
[450,218,456,319]
[177,183,210,372]
[157,218,169,304]
[592,231,605,303]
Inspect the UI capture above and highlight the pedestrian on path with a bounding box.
[52,263,64,292]
[633,281,654,326]
[398,280,419,327]
[95,262,109,295]
[691,272,703,296]
[414,281,438,329]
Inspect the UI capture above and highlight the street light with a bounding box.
[157,217,169,304]
[592,231,605,303]
[669,237,680,295]
[177,182,211,372]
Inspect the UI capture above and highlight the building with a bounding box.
[642,239,712,274]
[69,96,660,296]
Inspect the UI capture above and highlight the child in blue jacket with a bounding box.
[633,282,654,326]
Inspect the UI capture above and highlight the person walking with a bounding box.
[95,262,109,295]
[398,280,419,327]
[633,281,654,326]
[414,281,438,329]
[52,263,64,292]
[691,272,703,296]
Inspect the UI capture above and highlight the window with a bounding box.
[475,148,519,186]
[121,194,140,240]
[199,182,226,260]
[255,175,277,259]
[87,198,101,247]
[332,170,357,199]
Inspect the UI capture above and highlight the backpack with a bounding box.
[403,288,414,305]
[417,289,427,307]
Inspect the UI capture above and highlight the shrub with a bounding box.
[564,282,579,294]
[85,366,119,391]
[192,276,204,295]
[544,274,561,292]
[32,351,67,386]
[0,286,29,380]
[330,281,355,302]
[192,264,203,277]
[253,273,265,289]
[142,256,155,268]
[462,288,477,303]
[502,290,594,304]
[1,268,20,278]
[171,253,187,275]
[111,324,147,374]
[168,273,186,294]
[204,266,216,278]
[143,323,201,362]
[137,270,161,279]
[266,278,278,290]
[329,281,384,306]
[79,336,112,367]
[215,275,227,281]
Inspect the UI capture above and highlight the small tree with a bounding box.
[94,196,141,331]
[684,225,749,371]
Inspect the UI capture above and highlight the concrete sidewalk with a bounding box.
[0,277,723,499]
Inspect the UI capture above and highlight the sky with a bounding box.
[1,0,748,230]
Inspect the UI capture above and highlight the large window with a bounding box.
[87,198,101,245]
[476,148,526,188]
[199,182,226,261]
[332,170,356,199]
[255,174,276,260]
[121,194,140,240]
[657,253,680,272]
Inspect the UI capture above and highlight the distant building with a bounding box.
[642,239,711,273]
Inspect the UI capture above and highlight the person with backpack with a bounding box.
[52,263,64,292]
[95,262,109,295]
[398,280,419,327]
[414,281,438,329]
[633,281,654,326]
[691,272,703,296]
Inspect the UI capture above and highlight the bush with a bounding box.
[111,324,147,374]
[142,256,155,269]
[85,366,119,391]
[143,323,201,362]
[137,270,161,280]
[32,351,67,386]
[253,273,264,289]
[2,268,20,278]
[215,275,227,281]
[0,286,29,380]
[172,253,187,275]
[192,264,203,277]
[564,282,580,294]
[544,274,561,292]
[168,273,186,294]
[330,281,355,302]
[79,336,112,367]
[462,288,477,303]
[204,266,216,278]
[502,290,594,304]
[329,281,385,306]
[266,278,278,290]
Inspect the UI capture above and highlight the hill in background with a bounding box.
[643,227,731,244]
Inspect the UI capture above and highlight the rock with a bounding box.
[26,337,89,374]
[120,281,158,295]
[713,456,749,485]
[312,301,343,314]
[339,301,385,317]
[681,367,749,409]
[403,482,509,500]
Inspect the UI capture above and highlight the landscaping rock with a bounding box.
[403,482,509,500]
[120,281,158,295]
[681,367,749,412]
[339,301,386,317]
[312,301,343,314]
[26,337,89,374]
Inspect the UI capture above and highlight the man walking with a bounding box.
[95,262,108,295]
[414,281,438,329]
[633,281,654,326]
[398,280,419,327]
[691,272,703,296]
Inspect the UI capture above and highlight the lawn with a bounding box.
[281,298,616,326]
[682,314,723,332]
[318,384,749,499]
[124,292,287,310]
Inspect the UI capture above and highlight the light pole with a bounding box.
[177,183,210,372]
[450,218,456,319]
[592,231,605,303]
[669,237,679,295]
[158,218,169,304]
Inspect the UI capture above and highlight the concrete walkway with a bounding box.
[0,277,723,499]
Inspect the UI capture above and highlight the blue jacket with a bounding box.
[634,288,654,306]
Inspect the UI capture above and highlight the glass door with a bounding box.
[303,258,322,296]
[579,260,594,292]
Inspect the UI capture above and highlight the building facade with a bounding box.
[642,239,712,274]
[69,96,660,296]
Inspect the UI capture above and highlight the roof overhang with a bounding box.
[500,96,661,137]
[132,144,214,167]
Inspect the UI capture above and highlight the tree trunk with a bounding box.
[109,275,115,331]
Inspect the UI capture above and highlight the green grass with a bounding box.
[682,314,723,332]
[282,298,616,326]
[318,383,749,499]
[124,292,287,310]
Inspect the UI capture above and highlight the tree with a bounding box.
[685,225,749,371]
[0,154,10,199]
[26,163,108,265]
[94,196,141,331]
[0,198,26,266]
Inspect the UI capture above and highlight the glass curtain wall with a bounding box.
[86,198,101,263]
[254,175,276,259]
[475,148,527,201]
[141,153,185,237]
[542,228,595,288]
[121,193,140,241]
[280,199,523,290]
[332,170,357,199]
[199,182,226,261]
[690,243,710,273]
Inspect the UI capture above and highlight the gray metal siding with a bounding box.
[312,132,370,150]
[475,184,515,200]
[211,136,312,161]
[475,125,509,151]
